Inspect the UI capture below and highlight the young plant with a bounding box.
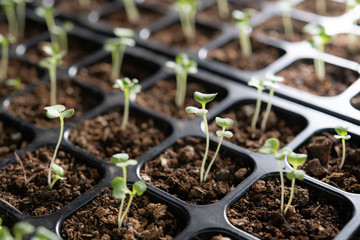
[280,0,294,39]
[248,76,265,130]
[303,23,332,81]
[104,28,135,82]
[44,105,74,189]
[113,77,141,130]
[0,34,15,82]
[5,77,21,91]
[14,0,30,41]
[232,9,254,58]
[174,0,198,41]
[123,0,140,24]
[185,91,217,183]
[39,43,65,106]
[1,0,17,40]
[260,74,284,131]
[35,5,57,47]
[334,126,351,169]
[203,117,233,182]
[51,21,74,53]
[217,0,229,19]
[316,0,326,14]
[165,53,198,108]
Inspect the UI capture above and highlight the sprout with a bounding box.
[14,0,31,41]
[165,53,198,108]
[248,76,266,130]
[216,0,229,19]
[316,0,326,14]
[35,5,58,47]
[5,77,21,91]
[1,0,17,41]
[111,153,138,185]
[260,74,284,131]
[303,23,332,81]
[104,28,135,82]
[123,0,140,24]
[174,0,198,41]
[51,21,74,53]
[0,34,15,82]
[232,9,254,58]
[334,126,351,169]
[186,91,217,183]
[113,77,141,130]
[44,105,74,189]
[203,117,233,182]
[280,0,294,39]
[39,43,65,106]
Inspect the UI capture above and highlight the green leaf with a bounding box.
[185,106,208,116]
[248,76,265,90]
[216,130,233,138]
[335,126,349,136]
[294,169,305,180]
[287,152,307,169]
[52,163,65,177]
[115,160,138,168]
[259,138,279,155]
[194,91,217,105]
[275,147,292,161]
[0,226,13,240]
[133,181,147,196]
[44,108,61,118]
[215,117,233,128]
[33,226,60,240]
[286,170,296,180]
[61,21,74,32]
[44,105,73,119]
[13,222,35,239]
[111,153,129,164]
[60,108,74,118]
[112,177,129,200]
[113,27,134,38]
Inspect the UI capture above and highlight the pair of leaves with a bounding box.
[185,91,217,116]
[334,126,351,140]
[111,153,138,168]
[113,77,141,95]
[112,177,146,200]
[303,23,332,48]
[44,105,74,119]
[165,53,198,75]
[104,27,135,51]
[215,117,233,138]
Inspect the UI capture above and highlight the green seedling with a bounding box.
[5,77,21,91]
[78,0,90,8]
[280,0,294,39]
[174,0,198,41]
[1,0,17,40]
[334,126,351,169]
[186,91,217,183]
[0,33,15,82]
[316,0,326,14]
[284,150,307,214]
[35,5,57,47]
[248,76,265,130]
[165,53,198,108]
[303,23,331,81]
[203,117,233,182]
[51,21,73,52]
[39,43,65,106]
[123,0,140,24]
[113,77,141,130]
[14,0,31,40]
[217,0,229,19]
[104,27,135,82]
[232,9,254,58]
[44,105,74,189]
[260,74,284,131]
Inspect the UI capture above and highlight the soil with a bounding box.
[145,0,174,8]
[69,108,171,161]
[0,146,100,216]
[207,38,285,71]
[277,59,358,96]
[325,34,360,63]
[56,0,111,14]
[7,79,102,129]
[298,131,360,193]
[149,22,220,51]
[136,79,223,119]
[25,36,102,67]
[0,20,46,42]
[295,0,347,16]
[253,16,310,42]
[0,59,41,98]
[140,137,253,205]
[75,57,159,92]
[0,119,30,161]
[351,94,360,110]
[193,234,232,240]
[100,5,164,30]
[61,187,185,240]
[208,103,305,152]
[227,177,351,240]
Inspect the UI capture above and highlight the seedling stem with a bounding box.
[316,0,326,14]
[248,76,265,130]
[175,0,197,41]
[0,34,15,82]
[123,0,140,24]
[232,9,254,57]
[334,126,351,169]
[217,0,229,18]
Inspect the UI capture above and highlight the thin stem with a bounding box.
[316,0,326,14]
[123,0,140,24]
[79,0,91,8]
[315,44,325,80]
[117,198,126,228]
[121,87,130,130]
[282,13,293,40]
[251,89,262,130]
[339,138,346,169]
[239,27,252,57]
[1,40,9,82]
[122,166,127,185]
[44,10,57,46]
[119,193,134,227]
[48,117,64,187]
[49,66,57,106]
[284,178,296,214]
[260,87,274,131]
[58,28,68,52]
[49,175,59,189]
[16,0,26,40]
[4,4,18,40]
[176,72,187,108]
[278,160,285,212]
[200,105,210,183]
[203,135,224,182]
[217,0,229,19]
[179,10,195,41]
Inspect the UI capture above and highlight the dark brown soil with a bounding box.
[25,36,101,67]
[56,0,111,13]
[136,79,223,119]
[141,137,253,205]
[100,5,164,30]
[61,187,185,240]
[298,131,360,193]
[193,234,232,240]
[0,20,46,42]
[227,177,351,239]
[295,0,347,16]
[325,34,360,63]
[207,38,285,71]
[351,93,360,110]
[150,22,220,51]
[7,79,102,129]
[0,119,30,161]
[209,103,305,152]
[0,146,100,216]
[253,16,309,42]
[277,60,358,96]
[0,59,40,98]
[69,108,171,161]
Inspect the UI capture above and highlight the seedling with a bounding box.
[1,0,17,40]
[113,77,141,130]
[248,76,265,130]
[216,0,229,19]
[51,21,74,53]
[104,27,135,82]
[123,0,140,24]
[39,43,65,106]
[44,105,74,189]
[165,53,198,108]
[232,9,254,57]
[185,91,217,183]
[5,77,21,91]
[78,0,90,9]
[0,34,15,82]
[280,0,294,39]
[303,23,331,81]
[260,74,284,131]
[203,117,233,182]
[35,5,57,47]
[174,0,198,41]
[14,0,30,40]
[316,0,326,14]
[334,126,351,169]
